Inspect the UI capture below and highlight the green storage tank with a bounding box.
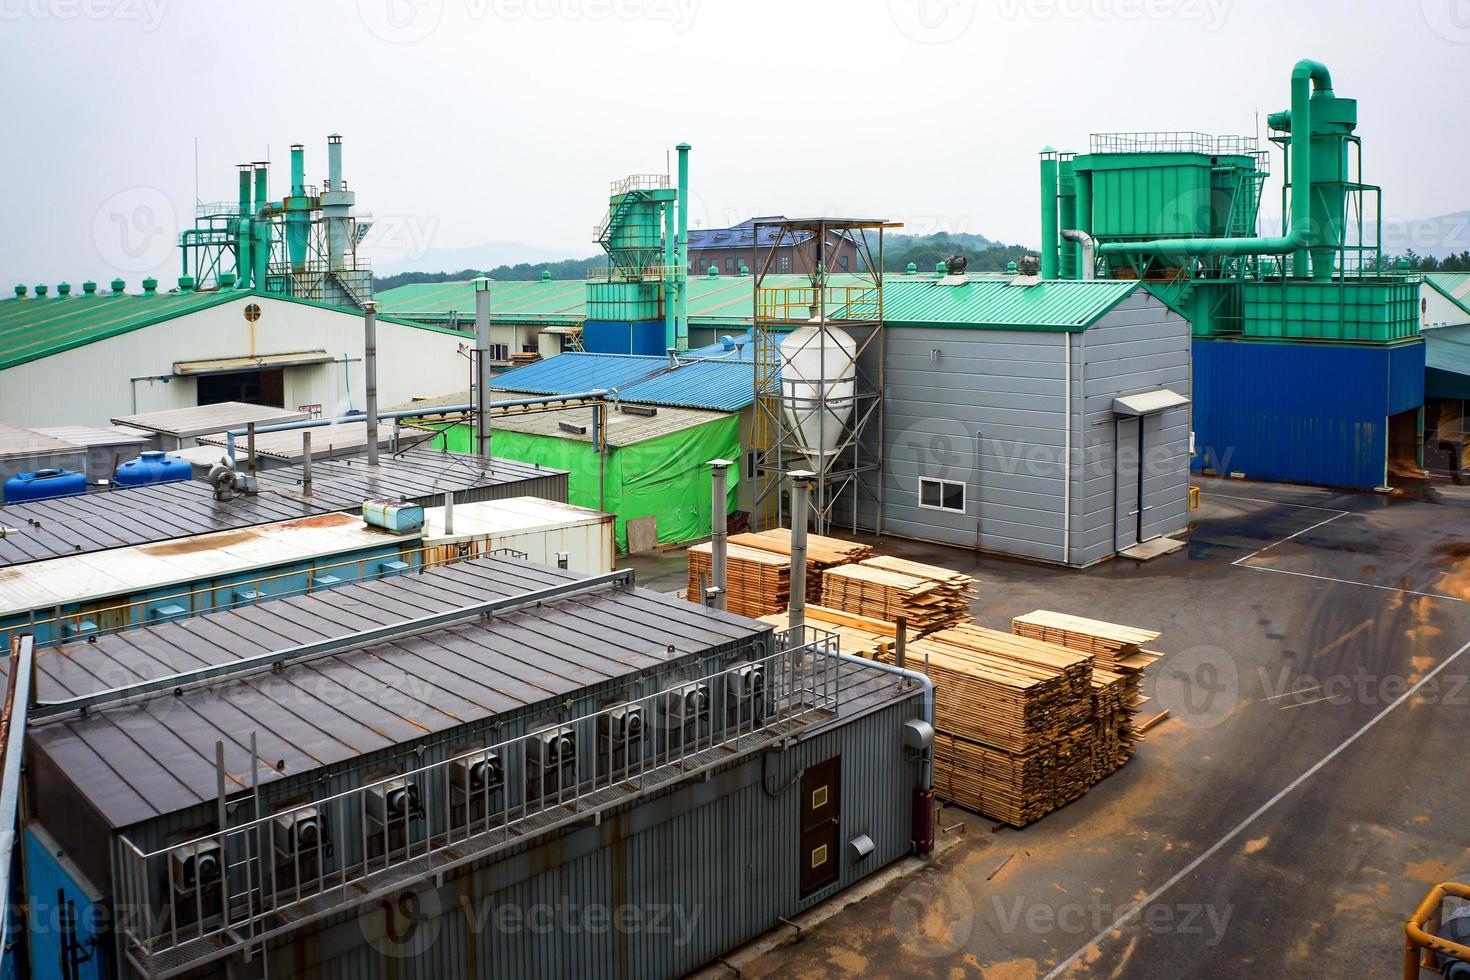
[1071,150,1263,244]
[1241,278,1420,343]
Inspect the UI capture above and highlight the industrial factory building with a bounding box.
[12,555,931,978]
[1041,60,1426,490]
[0,288,471,429]
[864,277,1191,566]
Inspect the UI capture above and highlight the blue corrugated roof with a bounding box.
[491,352,756,412]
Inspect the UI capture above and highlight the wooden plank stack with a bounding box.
[686,542,790,618]
[758,605,916,661]
[726,530,872,604]
[820,557,974,635]
[1011,611,1162,780]
[889,616,1162,827]
[877,625,1093,827]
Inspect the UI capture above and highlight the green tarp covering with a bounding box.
[419,417,739,552]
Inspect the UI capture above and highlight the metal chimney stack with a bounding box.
[787,470,814,632]
[707,459,733,611]
[473,277,493,460]
[364,301,379,467]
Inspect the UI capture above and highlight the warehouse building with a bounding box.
[1042,61,1426,491]
[13,555,931,979]
[832,277,1191,566]
[1421,273,1470,477]
[0,287,472,428]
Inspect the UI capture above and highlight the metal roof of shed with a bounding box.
[23,556,768,828]
[486,399,731,446]
[0,448,565,567]
[489,352,756,412]
[0,423,82,461]
[112,402,308,440]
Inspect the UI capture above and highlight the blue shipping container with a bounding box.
[1191,339,1425,489]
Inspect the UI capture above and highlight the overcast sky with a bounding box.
[1,0,1467,285]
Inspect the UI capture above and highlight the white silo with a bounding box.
[779,322,857,460]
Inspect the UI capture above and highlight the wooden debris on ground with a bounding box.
[820,557,975,634]
[726,529,872,604]
[685,542,790,618]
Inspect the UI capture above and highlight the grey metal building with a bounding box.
[857,277,1191,566]
[16,556,931,978]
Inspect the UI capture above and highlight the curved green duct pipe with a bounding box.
[1098,59,1333,272]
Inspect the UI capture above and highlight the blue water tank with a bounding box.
[3,468,87,503]
[114,451,192,487]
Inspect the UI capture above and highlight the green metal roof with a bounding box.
[881,278,1140,330]
[376,273,1140,332]
[0,290,237,372]
[1426,272,1470,320]
[0,289,459,372]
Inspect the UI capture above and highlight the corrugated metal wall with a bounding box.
[1074,291,1192,564]
[1192,339,1425,489]
[217,695,926,980]
[865,290,1190,566]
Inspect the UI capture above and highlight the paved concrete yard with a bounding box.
[715,476,1470,978]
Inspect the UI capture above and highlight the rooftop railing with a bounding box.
[114,628,842,977]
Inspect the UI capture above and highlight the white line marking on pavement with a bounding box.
[1040,635,1470,980]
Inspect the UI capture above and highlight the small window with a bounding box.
[725,257,736,273]
[919,478,965,513]
[779,255,792,273]
[838,255,850,271]
[745,450,757,480]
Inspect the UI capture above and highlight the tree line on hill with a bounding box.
[373,233,1038,291]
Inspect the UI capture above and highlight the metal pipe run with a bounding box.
[474,277,492,460]
[221,391,613,461]
[302,430,313,496]
[675,142,691,352]
[1098,59,1334,270]
[363,301,379,467]
[1061,229,1096,280]
[787,470,814,632]
[707,459,732,610]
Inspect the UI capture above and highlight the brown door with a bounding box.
[799,756,841,897]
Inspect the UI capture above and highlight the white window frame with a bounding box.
[918,477,966,514]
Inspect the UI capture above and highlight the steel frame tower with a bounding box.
[750,217,895,535]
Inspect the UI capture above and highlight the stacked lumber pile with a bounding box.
[727,529,872,604]
[686,542,790,618]
[1011,611,1162,778]
[758,605,916,661]
[881,625,1094,826]
[820,557,974,634]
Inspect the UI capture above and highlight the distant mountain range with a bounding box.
[371,241,577,277]
[1388,210,1470,260]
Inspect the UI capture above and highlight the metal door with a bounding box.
[799,756,841,897]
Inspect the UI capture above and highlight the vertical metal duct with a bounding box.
[364,301,379,467]
[707,459,732,611]
[787,470,814,632]
[473,277,493,460]
[302,430,313,496]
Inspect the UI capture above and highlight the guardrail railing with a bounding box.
[114,628,841,977]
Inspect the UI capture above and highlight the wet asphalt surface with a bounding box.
[634,477,1470,979]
